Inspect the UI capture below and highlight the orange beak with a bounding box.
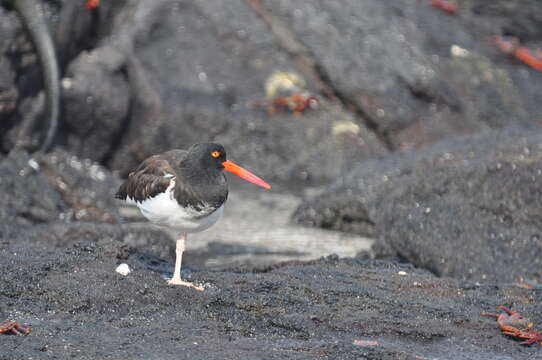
[222,161,271,190]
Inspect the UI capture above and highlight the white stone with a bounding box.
[116,263,131,276]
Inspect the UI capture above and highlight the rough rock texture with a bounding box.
[58,0,542,179]
[62,48,130,162]
[2,0,542,182]
[260,0,542,148]
[1,1,541,357]
[2,238,541,359]
[0,0,102,151]
[0,150,175,259]
[0,6,20,130]
[0,149,119,227]
[58,0,386,183]
[295,126,542,283]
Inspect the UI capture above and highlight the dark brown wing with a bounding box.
[115,156,177,202]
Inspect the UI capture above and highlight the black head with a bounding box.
[186,142,227,171]
[183,142,271,190]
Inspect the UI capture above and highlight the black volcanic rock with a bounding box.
[2,236,541,359]
[0,149,175,259]
[0,150,64,228]
[2,2,542,357]
[261,0,542,149]
[4,0,542,184]
[0,6,20,139]
[53,0,386,184]
[56,0,542,181]
[0,149,119,227]
[295,126,542,283]
[62,47,130,162]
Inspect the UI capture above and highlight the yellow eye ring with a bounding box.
[211,151,221,158]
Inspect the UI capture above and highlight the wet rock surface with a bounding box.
[2,238,541,360]
[295,126,542,283]
[158,189,372,270]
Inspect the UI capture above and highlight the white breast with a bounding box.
[127,180,224,234]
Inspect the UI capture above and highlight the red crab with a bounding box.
[430,0,458,15]
[85,0,100,10]
[0,320,31,336]
[256,93,319,115]
[493,36,542,71]
[481,306,542,345]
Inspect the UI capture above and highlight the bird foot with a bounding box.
[167,277,204,291]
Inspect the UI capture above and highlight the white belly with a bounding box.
[127,181,224,234]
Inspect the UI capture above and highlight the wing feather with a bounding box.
[116,157,176,202]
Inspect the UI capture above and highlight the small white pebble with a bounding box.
[116,263,131,276]
[331,121,360,136]
[27,158,40,170]
[398,271,408,276]
[450,44,469,58]
[61,77,73,89]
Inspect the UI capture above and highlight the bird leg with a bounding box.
[167,234,204,290]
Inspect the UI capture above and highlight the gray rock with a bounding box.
[4,0,542,185]
[0,0,103,152]
[0,6,20,138]
[57,0,386,183]
[0,149,120,229]
[0,150,64,229]
[0,149,175,260]
[62,47,130,162]
[295,126,542,283]
[15,221,175,262]
[261,0,542,148]
[0,49,17,121]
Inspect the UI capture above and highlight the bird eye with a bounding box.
[211,151,221,158]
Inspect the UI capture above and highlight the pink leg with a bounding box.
[167,234,203,291]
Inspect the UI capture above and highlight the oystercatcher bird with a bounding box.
[116,143,270,290]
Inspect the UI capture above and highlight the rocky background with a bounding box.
[1,0,542,359]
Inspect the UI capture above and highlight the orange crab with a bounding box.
[256,93,319,115]
[85,0,100,10]
[481,306,542,345]
[0,320,31,336]
[430,0,458,14]
[493,36,542,71]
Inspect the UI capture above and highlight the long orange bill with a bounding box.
[222,161,271,190]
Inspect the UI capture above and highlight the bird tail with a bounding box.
[115,183,127,200]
